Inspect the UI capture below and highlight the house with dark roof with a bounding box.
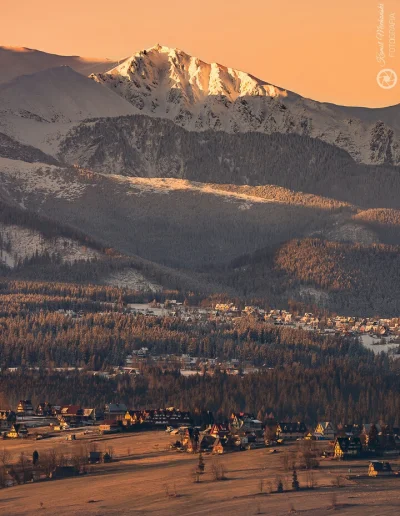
[210,423,230,439]
[16,400,34,416]
[0,410,16,430]
[6,423,28,439]
[50,466,79,479]
[314,422,336,440]
[58,405,83,426]
[104,403,128,420]
[368,461,393,476]
[334,437,362,459]
[36,402,54,416]
[276,422,308,440]
[230,412,262,432]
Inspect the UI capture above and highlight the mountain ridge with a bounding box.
[0,45,121,84]
[89,44,400,166]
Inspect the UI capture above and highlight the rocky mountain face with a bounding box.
[90,45,400,166]
[59,114,400,209]
[1,43,400,313]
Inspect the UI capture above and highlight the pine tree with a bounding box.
[32,450,39,466]
[292,469,299,491]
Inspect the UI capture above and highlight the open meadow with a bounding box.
[1,430,400,515]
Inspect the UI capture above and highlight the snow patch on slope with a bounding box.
[102,268,162,292]
[0,222,101,268]
[0,157,87,206]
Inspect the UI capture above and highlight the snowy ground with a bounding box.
[0,222,101,267]
[0,157,87,206]
[127,303,169,316]
[359,334,400,354]
[102,269,161,292]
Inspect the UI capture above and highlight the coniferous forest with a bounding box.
[0,279,399,424]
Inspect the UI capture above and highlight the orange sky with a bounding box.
[2,0,399,107]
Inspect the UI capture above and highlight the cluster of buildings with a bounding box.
[2,400,400,465]
[168,416,400,460]
[0,401,199,438]
[136,299,400,340]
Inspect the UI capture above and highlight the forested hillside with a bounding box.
[0,279,400,424]
[60,114,400,208]
[220,238,400,315]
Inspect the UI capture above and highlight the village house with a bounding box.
[16,400,34,416]
[209,423,230,439]
[334,437,362,459]
[88,451,103,464]
[149,408,192,428]
[6,423,28,439]
[180,427,200,452]
[229,412,262,432]
[314,422,336,440]
[104,403,128,420]
[49,466,79,479]
[276,422,308,440]
[368,461,393,477]
[36,402,54,416]
[0,410,16,431]
[99,419,123,434]
[82,408,96,424]
[58,405,84,426]
[212,435,239,454]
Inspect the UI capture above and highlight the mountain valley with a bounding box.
[1,44,400,315]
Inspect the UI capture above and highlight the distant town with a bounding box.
[3,300,400,379]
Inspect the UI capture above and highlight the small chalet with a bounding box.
[36,402,53,416]
[276,422,307,440]
[0,410,16,430]
[212,435,238,454]
[334,437,362,459]
[368,461,393,477]
[16,400,34,416]
[59,405,83,426]
[144,408,193,428]
[180,427,200,452]
[88,451,103,464]
[230,413,263,432]
[50,466,79,479]
[104,403,128,420]
[210,423,230,438]
[82,408,96,423]
[6,423,28,439]
[99,419,123,434]
[314,422,336,440]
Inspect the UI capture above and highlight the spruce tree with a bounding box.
[292,469,300,491]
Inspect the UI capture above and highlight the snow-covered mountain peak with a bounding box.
[87,45,400,165]
[91,44,289,109]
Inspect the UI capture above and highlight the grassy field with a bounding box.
[1,430,400,515]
